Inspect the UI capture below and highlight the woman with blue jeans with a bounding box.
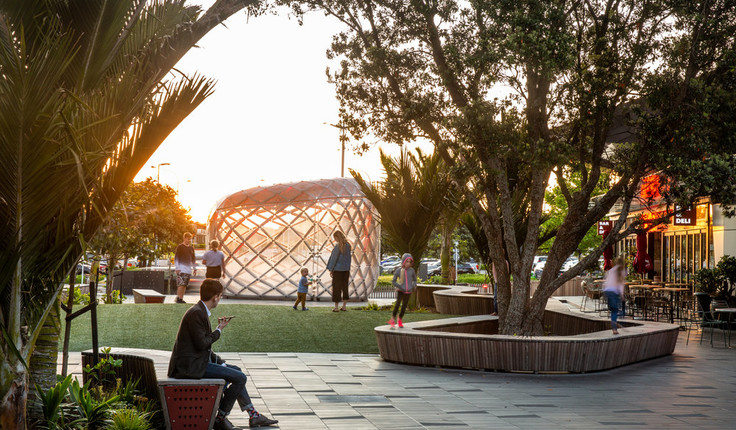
[603,257,626,335]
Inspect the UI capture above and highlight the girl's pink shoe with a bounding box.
[398,319,403,328]
[388,317,395,328]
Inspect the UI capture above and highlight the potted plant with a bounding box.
[693,267,720,312]
[715,255,736,306]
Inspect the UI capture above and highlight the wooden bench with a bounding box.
[133,288,165,303]
[374,299,680,373]
[82,349,225,430]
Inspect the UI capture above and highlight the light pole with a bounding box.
[324,122,347,177]
[151,162,170,183]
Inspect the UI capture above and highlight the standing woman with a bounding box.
[326,230,351,312]
[202,240,226,279]
[602,256,626,335]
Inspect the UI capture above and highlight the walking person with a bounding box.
[174,232,196,304]
[326,230,351,312]
[168,279,278,429]
[203,239,226,279]
[293,268,311,311]
[389,253,416,328]
[603,257,626,335]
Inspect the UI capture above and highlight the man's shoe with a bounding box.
[302,307,309,311]
[214,414,240,430]
[175,297,186,304]
[398,318,403,328]
[293,305,297,310]
[249,414,278,427]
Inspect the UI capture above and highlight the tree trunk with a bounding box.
[440,223,452,285]
[0,375,28,430]
[27,300,61,426]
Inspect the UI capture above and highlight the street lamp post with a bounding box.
[324,122,347,177]
[152,162,170,183]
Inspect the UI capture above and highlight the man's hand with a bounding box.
[217,315,233,330]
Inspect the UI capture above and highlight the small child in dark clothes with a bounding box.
[389,253,417,328]
[294,268,311,311]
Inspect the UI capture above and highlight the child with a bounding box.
[294,268,311,311]
[389,253,417,328]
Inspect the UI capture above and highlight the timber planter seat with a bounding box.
[82,348,225,430]
[375,296,680,373]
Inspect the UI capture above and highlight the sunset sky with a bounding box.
[134,2,429,222]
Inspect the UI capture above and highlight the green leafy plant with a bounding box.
[84,348,123,388]
[73,288,91,306]
[101,291,126,304]
[35,375,75,430]
[694,268,720,295]
[715,255,736,300]
[108,408,152,430]
[68,378,118,430]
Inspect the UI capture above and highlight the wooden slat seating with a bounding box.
[82,348,225,430]
[432,285,494,315]
[416,284,452,308]
[375,304,680,373]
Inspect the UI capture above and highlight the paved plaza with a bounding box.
[62,296,736,430]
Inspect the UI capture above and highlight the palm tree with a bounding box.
[0,1,256,427]
[351,148,451,296]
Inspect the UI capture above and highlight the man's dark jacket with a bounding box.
[168,300,224,378]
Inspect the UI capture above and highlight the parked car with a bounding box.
[381,255,400,266]
[427,260,442,276]
[533,260,546,278]
[560,257,579,274]
[456,262,477,274]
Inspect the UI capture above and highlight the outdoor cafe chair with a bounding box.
[687,293,727,347]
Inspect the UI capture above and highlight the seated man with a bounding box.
[168,279,278,429]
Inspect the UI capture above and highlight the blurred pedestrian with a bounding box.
[603,256,626,335]
[327,230,351,312]
[174,232,196,304]
[203,240,226,279]
[389,253,416,328]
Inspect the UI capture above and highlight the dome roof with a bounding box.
[215,177,364,210]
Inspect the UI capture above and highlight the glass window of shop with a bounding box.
[662,204,712,283]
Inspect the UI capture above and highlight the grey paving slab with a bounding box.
[60,298,736,429]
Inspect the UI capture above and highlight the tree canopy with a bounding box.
[91,178,193,267]
[0,0,256,425]
[287,0,736,334]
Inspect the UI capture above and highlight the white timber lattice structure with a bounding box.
[207,178,380,299]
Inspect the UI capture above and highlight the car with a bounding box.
[76,264,91,275]
[380,260,401,274]
[427,260,442,276]
[533,260,546,278]
[456,262,476,275]
[381,255,400,266]
[560,257,579,273]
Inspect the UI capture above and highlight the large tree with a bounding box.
[90,178,193,298]
[288,0,736,335]
[0,0,257,426]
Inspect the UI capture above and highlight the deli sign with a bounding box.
[673,206,696,226]
[598,220,613,235]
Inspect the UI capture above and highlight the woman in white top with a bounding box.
[202,240,226,279]
[602,257,626,335]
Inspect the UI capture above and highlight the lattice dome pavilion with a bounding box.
[207,178,380,299]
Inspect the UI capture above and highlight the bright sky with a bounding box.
[134,2,428,222]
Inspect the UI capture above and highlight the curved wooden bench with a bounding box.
[432,285,494,315]
[416,284,452,308]
[375,300,679,373]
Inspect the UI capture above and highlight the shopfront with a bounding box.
[610,201,736,283]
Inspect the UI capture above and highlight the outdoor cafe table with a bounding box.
[714,308,736,347]
[653,287,690,324]
[628,285,658,320]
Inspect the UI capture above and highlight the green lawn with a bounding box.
[62,304,456,354]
